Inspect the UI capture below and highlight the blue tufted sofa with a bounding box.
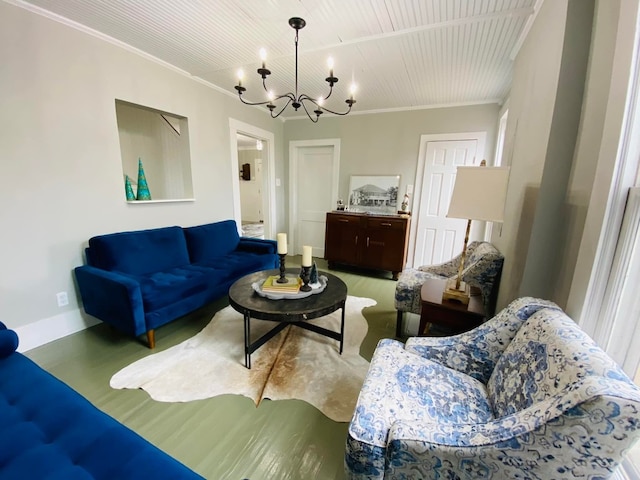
[0,322,203,479]
[75,219,278,348]
[346,297,640,479]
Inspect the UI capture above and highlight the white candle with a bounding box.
[302,245,313,267]
[277,233,287,255]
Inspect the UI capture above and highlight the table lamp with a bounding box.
[443,162,510,304]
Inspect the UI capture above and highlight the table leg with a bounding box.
[244,310,251,369]
[339,302,346,354]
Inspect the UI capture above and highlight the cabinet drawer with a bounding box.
[366,218,406,230]
[327,214,360,225]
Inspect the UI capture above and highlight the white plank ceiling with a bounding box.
[15,0,537,119]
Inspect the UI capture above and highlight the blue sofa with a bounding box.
[75,220,278,348]
[0,322,203,479]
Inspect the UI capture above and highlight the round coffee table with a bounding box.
[228,268,348,368]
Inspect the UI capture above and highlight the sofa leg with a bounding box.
[146,330,156,349]
[396,311,403,338]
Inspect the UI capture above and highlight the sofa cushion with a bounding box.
[135,265,229,312]
[348,339,494,449]
[184,220,240,262]
[0,352,203,479]
[487,308,629,418]
[88,226,190,276]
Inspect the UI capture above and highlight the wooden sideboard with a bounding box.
[324,211,411,280]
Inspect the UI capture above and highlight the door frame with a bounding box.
[229,118,276,239]
[289,139,341,255]
[408,131,488,268]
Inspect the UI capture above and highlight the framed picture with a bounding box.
[348,175,400,214]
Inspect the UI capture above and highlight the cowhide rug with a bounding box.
[110,296,376,422]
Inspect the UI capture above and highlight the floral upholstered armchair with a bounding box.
[394,241,503,337]
[346,297,640,480]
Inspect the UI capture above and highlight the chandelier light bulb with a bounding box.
[268,90,275,101]
[259,48,267,68]
[317,97,324,106]
[349,83,357,97]
[327,57,334,76]
[237,69,244,85]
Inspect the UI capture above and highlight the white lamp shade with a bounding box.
[447,166,510,222]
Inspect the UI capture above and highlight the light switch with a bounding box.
[276,178,281,187]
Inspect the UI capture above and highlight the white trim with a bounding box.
[408,131,488,268]
[288,139,341,255]
[229,119,276,240]
[285,99,502,121]
[599,188,640,375]
[14,309,99,352]
[570,0,640,336]
[510,0,545,60]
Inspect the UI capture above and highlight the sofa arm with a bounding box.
[74,266,146,337]
[237,238,277,255]
[404,297,559,383]
[388,377,640,451]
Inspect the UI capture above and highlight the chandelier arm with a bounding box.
[317,102,354,116]
[299,100,320,123]
[323,84,334,101]
[269,97,295,118]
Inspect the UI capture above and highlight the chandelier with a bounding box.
[234,17,356,123]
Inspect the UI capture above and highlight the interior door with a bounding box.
[413,139,480,267]
[293,145,338,258]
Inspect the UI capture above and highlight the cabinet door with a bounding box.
[325,214,361,265]
[362,218,408,271]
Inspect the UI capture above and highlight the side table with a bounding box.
[419,278,485,335]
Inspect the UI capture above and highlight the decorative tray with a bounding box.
[252,275,328,300]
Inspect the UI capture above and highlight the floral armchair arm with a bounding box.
[384,379,640,479]
[404,297,559,383]
[417,242,480,277]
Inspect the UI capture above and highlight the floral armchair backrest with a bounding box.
[487,307,640,418]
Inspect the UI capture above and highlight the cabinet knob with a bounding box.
[338,219,349,223]
[381,222,392,227]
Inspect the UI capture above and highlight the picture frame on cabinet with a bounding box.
[348,175,400,214]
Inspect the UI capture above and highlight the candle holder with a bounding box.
[300,266,312,292]
[277,254,287,283]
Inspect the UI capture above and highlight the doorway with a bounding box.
[289,139,340,257]
[409,132,487,268]
[229,119,275,240]
[236,133,264,237]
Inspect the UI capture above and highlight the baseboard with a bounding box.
[14,309,99,352]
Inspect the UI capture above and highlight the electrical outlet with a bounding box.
[56,291,68,307]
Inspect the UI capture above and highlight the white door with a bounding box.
[290,141,340,258]
[412,138,482,267]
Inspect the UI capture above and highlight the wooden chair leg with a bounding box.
[146,329,156,349]
[396,311,403,338]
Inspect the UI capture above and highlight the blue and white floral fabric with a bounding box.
[394,242,504,318]
[346,298,640,480]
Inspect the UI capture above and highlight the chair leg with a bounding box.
[146,329,156,349]
[396,311,403,338]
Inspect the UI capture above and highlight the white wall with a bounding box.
[0,3,283,344]
[284,104,500,219]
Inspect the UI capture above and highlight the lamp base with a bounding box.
[442,279,471,305]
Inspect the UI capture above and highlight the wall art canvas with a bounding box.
[348,175,400,214]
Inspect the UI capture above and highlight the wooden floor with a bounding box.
[25,257,399,480]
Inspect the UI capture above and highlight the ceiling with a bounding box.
[18,0,538,119]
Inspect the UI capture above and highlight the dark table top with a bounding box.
[228,268,347,323]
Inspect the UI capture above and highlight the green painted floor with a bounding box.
[25,257,399,480]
